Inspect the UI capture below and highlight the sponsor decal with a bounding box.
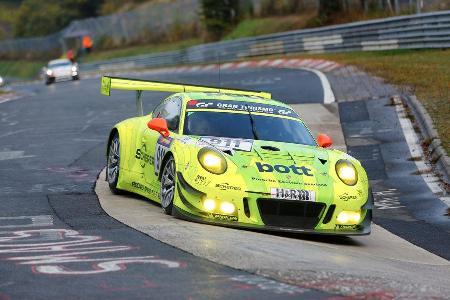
[210,213,238,222]
[270,188,315,201]
[215,183,241,191]
[199,137,253,152]
[335,224,358,230]
[177,136,195,145]
[131,181,159,198]
[135,144,153,168]
[194,175,210,187]
[154,136,173,175]
[187,100,214,108]
[256,162,313,176]
[338,193,357,201]
[186,100,299,118]
[250,177,326,186]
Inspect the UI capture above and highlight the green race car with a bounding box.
[102,76,372,235]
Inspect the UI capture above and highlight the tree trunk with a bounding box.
[360,0,369,14]
[385,0,394,13]
[319,0,342,19]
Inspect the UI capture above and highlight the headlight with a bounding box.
[336,211,361,224]
[220,201,235,214]
[197,147,227,174]
[46,69,53,76]
[71,65,78,72]
[203,199,216,212]
[335,159,358,185]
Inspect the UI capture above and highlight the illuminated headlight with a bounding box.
[336,211,361,225]
[335,159,358,186]
[0,77,3,85]
[220,201,235,214]
[46,69,53,76]
[203,199,216,212]
[71,65,78,72]
[197,147,227,174]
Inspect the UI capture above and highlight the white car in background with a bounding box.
[44,59,79,85]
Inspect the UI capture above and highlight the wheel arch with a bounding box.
[158,151,175,181]
[106,127,119,157]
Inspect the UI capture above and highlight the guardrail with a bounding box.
[81,10,450,73]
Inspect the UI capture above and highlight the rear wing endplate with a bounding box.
[101,76,272,116]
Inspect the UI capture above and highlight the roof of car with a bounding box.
[49,59,71,65]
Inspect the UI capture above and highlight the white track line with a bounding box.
[299,67,335,104]
[393,97,444,197]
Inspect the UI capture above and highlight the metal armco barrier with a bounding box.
[80,10,450,73]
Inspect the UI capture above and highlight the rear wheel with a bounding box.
[160,157,176,215]
[107,132,121,194]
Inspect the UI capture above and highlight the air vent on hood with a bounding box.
[318,158,327,165]
[260,145,280,151]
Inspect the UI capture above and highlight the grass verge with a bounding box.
[0,60,44,79]
[83,39,201,63]
[223,14,315,40]
[297,49,450,155]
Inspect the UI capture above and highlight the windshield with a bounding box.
[49,62,71,68]
[184,111,316,146]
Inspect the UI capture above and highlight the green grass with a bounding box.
[296,49,450,155]
[223,15,314,40]
[0,60,45,79]
[83,39,201,63]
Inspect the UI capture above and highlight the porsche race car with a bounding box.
[102,76,372,235]
[44,59,79,85]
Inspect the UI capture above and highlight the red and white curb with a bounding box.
[152,58,342,74]
[83,58,340,104]
[83,58,342,79]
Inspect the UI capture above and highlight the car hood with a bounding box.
[50,66,72,76]
[183,136,342,193]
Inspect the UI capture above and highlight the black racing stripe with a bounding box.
[177,172,205,198]
[176,182,207,216]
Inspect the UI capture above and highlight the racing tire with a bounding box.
[72,75,79,81]
[160,156,176,215]
[107,132,121,194]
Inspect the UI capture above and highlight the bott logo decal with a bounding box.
[256,162,313,176]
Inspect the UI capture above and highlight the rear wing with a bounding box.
[101,76,272,116]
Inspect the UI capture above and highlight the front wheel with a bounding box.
[160,157,176,215]
[107,132,121,194]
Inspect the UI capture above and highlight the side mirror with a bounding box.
[317,134,333,148]
[147,118,170,137]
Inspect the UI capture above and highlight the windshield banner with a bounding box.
[186,100,299,118]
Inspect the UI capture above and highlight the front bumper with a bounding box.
[174,172,372,236]
[173,206,371,235]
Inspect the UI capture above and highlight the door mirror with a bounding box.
[147,118,170,137]
[317,134,332,148]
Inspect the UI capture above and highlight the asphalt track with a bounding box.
[0,67,449,299]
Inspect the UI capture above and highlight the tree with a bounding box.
[200,0,239,40]
[318,0,343,21]
[13,0,100,38]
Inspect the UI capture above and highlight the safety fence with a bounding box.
[80,10,450,73]
[0,0,199,59]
